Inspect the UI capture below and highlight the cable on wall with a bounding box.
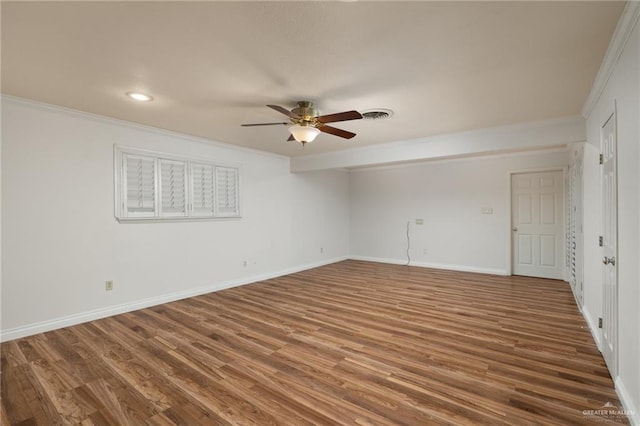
[406,221,411,266]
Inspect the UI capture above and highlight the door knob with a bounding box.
[512,227,518,232]
[603,257,609,265]
[603,256,616,266]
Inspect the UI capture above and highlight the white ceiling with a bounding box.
[1,1,624,157]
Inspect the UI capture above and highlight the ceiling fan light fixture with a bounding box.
[289,124,320,143]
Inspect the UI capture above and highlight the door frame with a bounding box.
[506,167,567,277]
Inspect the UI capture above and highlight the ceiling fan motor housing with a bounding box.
[292,101,319,124]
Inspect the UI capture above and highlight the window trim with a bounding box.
[114,146,241,222]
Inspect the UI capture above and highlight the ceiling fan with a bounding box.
[242,101,363,146]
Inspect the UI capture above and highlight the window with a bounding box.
[191,162,216,218]
[124,153,156,218]
[160,159,188,217]
[115,147,240,221]
[216,166,240,217]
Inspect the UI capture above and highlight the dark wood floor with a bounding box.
[1,260,627,425]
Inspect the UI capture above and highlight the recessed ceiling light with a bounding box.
[126,92,153,102]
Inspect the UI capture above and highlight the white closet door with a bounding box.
[601,112,618,376]
[511,171,564,280]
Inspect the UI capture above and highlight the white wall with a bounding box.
[1,97,350,340]
[291,170,350,265]
[583,15,640,423]
[349,150,569,275]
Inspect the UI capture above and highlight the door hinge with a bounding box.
[599,154,604,165]
[598,236,603,247]
[598,317,603,328]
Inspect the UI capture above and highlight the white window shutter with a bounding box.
[216,166,240,217]
[191,162,215,217]
[116,146,241,221]
[159,159,188,217]
[124,154,156,217]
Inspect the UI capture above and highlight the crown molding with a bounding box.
[582,1,640,119]
[0,94,289,161]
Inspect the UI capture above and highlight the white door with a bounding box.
[601,112,617,375]
[511,171,564,279]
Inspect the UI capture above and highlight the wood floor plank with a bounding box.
[1,260,628,424]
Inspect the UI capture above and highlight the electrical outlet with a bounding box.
[243,260,247,267]
[105,280,113,291]
[415,218,424,225]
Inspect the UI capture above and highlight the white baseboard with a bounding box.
[0,256,348,342]
[580,305,602,351]
[348,255,508,276]
[615,377,639,426]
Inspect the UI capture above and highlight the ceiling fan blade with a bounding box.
[319,125,356,139]
[287,134,295,142]
[317,110,362,124]
[267,104,300,119]
[241,122,289,127]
